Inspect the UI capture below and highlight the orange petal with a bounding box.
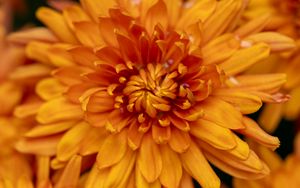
[68,46,99,68]
[145,0,168,34]
[205,151,269,180]
[7,27,58,45]
[128,121,144,150]
[159,144,182,188]
[190,119,237,150]
[37,97,83,124]
[168,128,191,153]
[212,88,262,114]
[230,73,286,93]
[57,121,90,161]
[97,130,127,169]
[80,0,117,21]
[73,21,104,47]
[180,141,220,187]
[258,103,283,133]
[9,64,52,81]
[62,5,90,30]
[135,165,161,188]
[219,43,270,76]
[200,97,244,130]
[36,7,78,43]
[36,78,66,101]
[152,124,171,144]
[54,155,82,188]
[137,133,162,183]
[16,134,62,156]
[238,117,280,150]
[36,156,51,188]
[176,0,216,29]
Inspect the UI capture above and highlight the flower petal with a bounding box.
[97,130,127,169]
[212,88,262,114]
[137,133,162,183]
[200,97,244,130]
[176,0,216,29]
[57,121,90,161]
[190,119,237,150]
[219,43,270,76]
[180,141,220,188]
[168,128,191,153]
[238,117,280,150]
[54,155,82,188]
[36,7,78,43]
[37,97,83,124]
[159,144,182,188]
[36,78,66,101]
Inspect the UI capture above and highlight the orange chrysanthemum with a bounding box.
[14,0,296,187]
[243,0,300,133]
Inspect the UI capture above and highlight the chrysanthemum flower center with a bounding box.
[123,63,181,117]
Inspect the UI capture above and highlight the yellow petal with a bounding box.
[26,41,51,64]
[190,119,236,150]
[235,14,271,38]
[200,97,244,129]
[62,5,90,30]
[57,121,90,161]
[238,117,280,150]
[97,130,128,169]
[219,43,270,76]
[202,34,240,65]
[180,141,220,188]
[245,32,296,52]
[229,73,286,93]
[202,0,242,43]
[36,78,66,101]
[37,97,83,124]
[54,155,82,188]
[25,121,76,138]
[212,88,262,114]
[36,7,78,43]
[104,149,136,188]
[78,127,108,156]
[0,81,22,115]
[176,0,216,30]
[137,133,162,183]
[159,145,182,188]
